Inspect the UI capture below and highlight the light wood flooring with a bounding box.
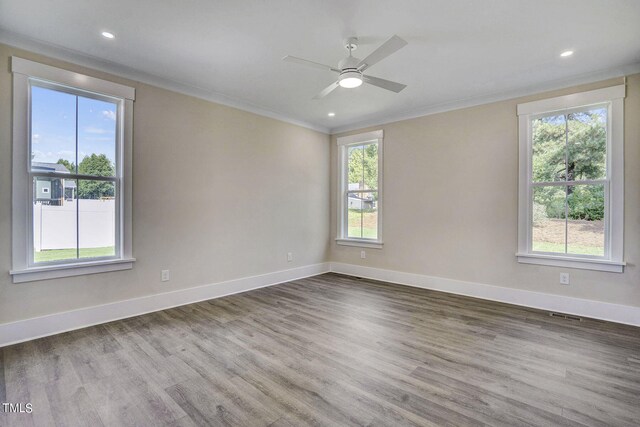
[1,273,639,426]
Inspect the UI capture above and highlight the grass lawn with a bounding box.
[532,241,604,256]
[348,209,378,239]
[532,219,604,256]
[348,226,378,239]
[34,246,115,263]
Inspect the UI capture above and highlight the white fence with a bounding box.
[33,200,115,251]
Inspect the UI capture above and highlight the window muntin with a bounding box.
[529,105,608,258]
[337,130,383,246]
[29,81,121,265]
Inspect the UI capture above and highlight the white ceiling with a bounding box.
[1,0,640,133]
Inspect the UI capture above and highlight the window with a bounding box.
[10,57,135,283]
[336,130,383,248]
[517,85,625,272]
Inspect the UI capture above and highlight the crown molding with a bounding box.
[3,29,638,138]
[0,30,330,134]
[330,62,640,134]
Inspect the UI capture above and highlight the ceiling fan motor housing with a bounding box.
[338,56,360,70]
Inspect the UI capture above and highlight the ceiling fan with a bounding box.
[283,35,408,99]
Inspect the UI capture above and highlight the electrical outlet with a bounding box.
[287,252,293,262]
[560,272,570,285]
[161,270,170,282]
[360,251,366,259]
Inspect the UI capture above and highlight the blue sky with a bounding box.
[31,85,117,168]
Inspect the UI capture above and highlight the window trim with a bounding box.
[10,57,135,283]
[336,130,384,248]
[516,85,625,272]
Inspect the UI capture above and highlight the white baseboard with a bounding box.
[330,262,640,327]
[0,263,330,347]
[4,261,636,347]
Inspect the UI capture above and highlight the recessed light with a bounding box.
[328,112,336,117]
[101,31,115,39]
[560,50,574,57]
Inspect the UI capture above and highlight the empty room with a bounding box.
[1,1,639,426]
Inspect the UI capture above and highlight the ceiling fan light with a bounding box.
[339,70,363,88]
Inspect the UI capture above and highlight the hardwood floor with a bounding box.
[1,273,639,426]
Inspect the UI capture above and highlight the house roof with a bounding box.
[32,162,72,174]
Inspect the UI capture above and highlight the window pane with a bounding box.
[567,185,605,256]
[78,180,116,258]
[364,198,378,240]
[78,96,117,177]
[348,145,365,190]
[33,177,77,263]
[363,143,378,191]
[532,114,566,182]
[532,186,566,253]
[567,107,607,181]
[347,191,378,239]
[347,203,362,239]
[31,85,77,172]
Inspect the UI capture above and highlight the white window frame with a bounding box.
[10,57,135,283]
[516,85,625,273]
[336,130,383,249]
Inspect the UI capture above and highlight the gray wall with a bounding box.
[330,75,640,308]
[1,41,638,328]
[0,43,331,324]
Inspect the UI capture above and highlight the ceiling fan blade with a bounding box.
[357,35,408,72]
[313,81,340,99]
[363,75,407,93]
[283,55,340,73]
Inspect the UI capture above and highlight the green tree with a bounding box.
[77,154,115,199]
[532,111,606,182]
[348,144,378,191]
[532,109,606,220]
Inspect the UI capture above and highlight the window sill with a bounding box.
[10,258,136,283]
[336,239,383,249]
[516,253,624,273]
